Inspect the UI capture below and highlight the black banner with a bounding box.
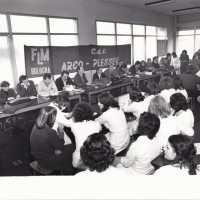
[24,44,131,78]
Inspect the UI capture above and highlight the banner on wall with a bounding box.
[24,44,131,78]
[157,40,168,57]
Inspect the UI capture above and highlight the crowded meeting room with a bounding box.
[1,0,200,199]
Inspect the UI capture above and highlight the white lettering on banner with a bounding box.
[31,48,49,65]
[93,57,119,68]
[31,67,51,75]
[91,48,107,55]
[61,61,83,71]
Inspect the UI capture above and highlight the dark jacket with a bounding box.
[0,88,17,105]
[151,62,160,69]
[180,73,200,91]
[74,73,88,87]
[92,72,107,82]
[55,76,76,91]
[16,80,37,97]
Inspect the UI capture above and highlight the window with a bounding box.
[0,14,8,32]
[96,21,167,64]
[0,14,78,86]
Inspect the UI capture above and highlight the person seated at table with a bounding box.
[113,112,161,175]
[103,65,115,81]
[180,65,200,98]
[16,75,37,97]
[173,76,188,100]
[129,61,141,75]
[0,81,19,105]
[113,60,128,77]
[76,133,127,176]
[55,70,76,91]
[92,67,107,82]
[74,66,88,87]
[38,73,58,96]
[95,92,130,155]
[146,58,152,69]
[30,106,75,174]
[180,50,189,74]
[159,76,176,103]
[159,57,165,68]
[151,56,160,69]
[139,60,147,72]
[149,96,194,150]
[71,102,102,170]
[170,93,194,129]
[155,134,199,175]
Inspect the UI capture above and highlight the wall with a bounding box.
[178,13,200,24]
[0,0,174,51]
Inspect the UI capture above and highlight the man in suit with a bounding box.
[55,71,76,91]
[74,66,88,87]
[92,67,107,82]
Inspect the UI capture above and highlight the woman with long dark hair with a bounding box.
[30,106,75,174]
[155,134,198,175]
[95,92,130,154]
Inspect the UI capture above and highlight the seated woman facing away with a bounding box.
[0,81,19,105]
[16,75,37,97]
[95,92,130,155]
[170,92,194,129]
[155,134,199,175]
[30,106,75,174]
[71,102,102,170]
[113,112,161,175]
[159,76,176,103]
[173,76,188,100]
[149,96,194,150]
[76,133,127,176]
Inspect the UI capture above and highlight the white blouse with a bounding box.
[160,89,176,104]
[38,80,58,96]
[170,57,181,69]
[95,107,130,154]
[119,135,161,175]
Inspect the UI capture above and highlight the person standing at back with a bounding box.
[180,50,189,74]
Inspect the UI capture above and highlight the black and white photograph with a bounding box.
[0,0,200,199]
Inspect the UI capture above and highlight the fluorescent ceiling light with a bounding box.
[145,0,173,7]
[172,6,200,13]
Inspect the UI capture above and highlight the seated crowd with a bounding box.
[1,49,200,176]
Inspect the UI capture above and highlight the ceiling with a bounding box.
[99,0,200,15]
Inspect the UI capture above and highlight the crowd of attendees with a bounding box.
[1,49,200,175]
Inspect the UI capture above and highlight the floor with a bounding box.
[0,101,200,176]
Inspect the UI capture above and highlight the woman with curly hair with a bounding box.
[155,134,199,175]
[95,92,130,154]
[77,133,126,175]
[170,93,194,129]
[71,102,102,169]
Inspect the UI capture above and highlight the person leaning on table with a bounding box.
[0,81,20,105]
[37,73,58,96]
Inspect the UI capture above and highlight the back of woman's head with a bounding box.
[54,94,70,110]
[80,133,115,172]
[146,83,160,95]
[173,77,184,90]
[98,92,119,113]
[36,106,57,129]
[129,86,145,102]
[137,112,160,139]
[149,95,171,118]
[170,93,188,113]
[72,102,94,122]
[187,65,195,74]
[159,76,174,91]
[168,134,197,175]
